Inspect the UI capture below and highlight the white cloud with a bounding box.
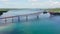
[28,0,38,2]
[31,0,38,2]
[0,0,9,2]
[1,0,9,2]
[0,0,60,8]
[31,0,60,8]
[0,0,9,4]
[47,0,60,8]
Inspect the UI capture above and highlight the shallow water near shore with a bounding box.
[0,16,60,34]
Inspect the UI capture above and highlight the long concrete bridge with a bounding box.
[0,11,44,24]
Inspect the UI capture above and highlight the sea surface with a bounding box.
[0,10,60,34]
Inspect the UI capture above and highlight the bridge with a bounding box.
[0,11,44,24]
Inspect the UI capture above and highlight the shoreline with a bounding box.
[49,12,60,15]
[0,23,13,31]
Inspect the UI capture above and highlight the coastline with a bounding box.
[0,23,13,31]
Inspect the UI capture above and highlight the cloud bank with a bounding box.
[0,0,60,8]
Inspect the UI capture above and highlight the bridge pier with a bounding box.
[37,15,39,19]
[18,16,20,22]
[26,16,28,21]
[5,18,7,24]
[12,17,14,23]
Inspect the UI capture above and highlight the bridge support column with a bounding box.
[26,16,28,21]
[12,17,14,23]
[37,15,39,19]
[18,16,20,22]
[5,18,7,24]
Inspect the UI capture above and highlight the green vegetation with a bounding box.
[0,9,8,16]
[0,11,8,16]
[46,8,60,13]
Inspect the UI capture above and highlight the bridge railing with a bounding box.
[0,12,42,24]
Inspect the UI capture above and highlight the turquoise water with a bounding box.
[1,16,60,34]
[0,10,60,34]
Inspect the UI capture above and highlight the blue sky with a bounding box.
[0,0,60,8]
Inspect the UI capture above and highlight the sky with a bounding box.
[0,0,60,8]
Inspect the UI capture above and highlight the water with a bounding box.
[18,17,60,34]
[0,10,60,34]
[0,16,60,34]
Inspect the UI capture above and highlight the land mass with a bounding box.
[0,8,60,16]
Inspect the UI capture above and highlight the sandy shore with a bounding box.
[0,23,13,31]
